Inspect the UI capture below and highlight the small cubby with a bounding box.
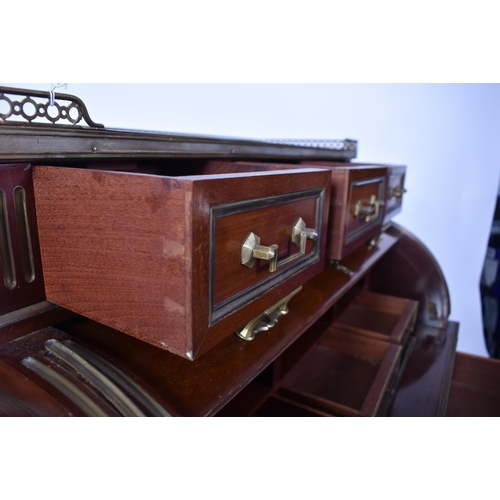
[334,290,418,345]
[277,327,401,416]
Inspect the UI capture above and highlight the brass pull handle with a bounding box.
[331,260,355,277]
[354,195,385,222]
[389,186,407,200]
[241,217,318,273]
[236,286,303,341]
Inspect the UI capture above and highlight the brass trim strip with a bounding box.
[44,339,145,417]
[21,357,108,417]
[63,340,171,417]
[0,301,59,329]
[13,186,35,283]
[0,188,16,290]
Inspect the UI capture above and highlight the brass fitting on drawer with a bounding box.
[331,260,355,277]
[354,195,385,222]
[235,286,303,341]
[241,218,318,273]
[241,232,278,270]
[389,186,407,200]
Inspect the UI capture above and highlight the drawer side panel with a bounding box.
[32,167,190,357]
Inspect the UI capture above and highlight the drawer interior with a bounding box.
[334,290,418,345]
[278,327,401,416]
[57,159,303,178]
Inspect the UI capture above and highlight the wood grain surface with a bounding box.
[33,166,191,357]
[33,165,330,359]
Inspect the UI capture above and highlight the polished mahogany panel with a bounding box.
[389,322,458,417]
[369,223,451,328]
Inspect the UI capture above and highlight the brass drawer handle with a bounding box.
[241,217,318,273]
[236,286,303,341]
[389,186,407,200]
[332,260,355,277]
[354,195,385,222]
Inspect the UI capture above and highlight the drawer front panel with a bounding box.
[386,174,403,213]
[346,175,386,244]
[295,162,390,260]
[211,189,323,323]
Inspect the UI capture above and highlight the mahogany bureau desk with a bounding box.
[1,86,499,417]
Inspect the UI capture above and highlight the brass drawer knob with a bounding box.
[354,195,385,222]
[241,217,318,273]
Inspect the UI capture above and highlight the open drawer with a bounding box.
[303,162,407,226]
[330,166,388,260]
[334,290,418,345]
[32,163,330,360]
[278,327,401,416]
[384,165,407,225]
[234,161,388,260]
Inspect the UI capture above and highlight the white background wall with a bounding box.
[3,83,500,356]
